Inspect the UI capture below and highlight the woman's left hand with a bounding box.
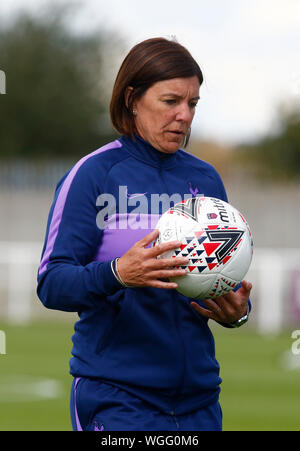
[190,280,252,325]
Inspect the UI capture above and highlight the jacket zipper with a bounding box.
[158,166,186,397]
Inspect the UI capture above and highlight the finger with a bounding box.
[211,295,237,317]
[223,281,252,305]
[241,280,252,293]
[148,239,182,257]
[201,298,226,319]
[190,302,218,321]
[148,279,179,290]
[150,256,189,269]
[221,290,239,308]
[235,280,252,296]
[148,267,187,279]
[202,298,222,312]
[138,229,160,247]
[219,291,248,320]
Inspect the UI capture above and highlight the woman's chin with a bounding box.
[159,137,184,153]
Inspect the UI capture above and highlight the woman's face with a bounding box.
[133,76,200,153]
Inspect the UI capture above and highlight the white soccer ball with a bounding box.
[154,197,253,300]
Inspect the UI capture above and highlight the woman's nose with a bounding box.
[175,103,194,123]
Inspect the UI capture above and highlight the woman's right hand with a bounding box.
[116,229,189,289]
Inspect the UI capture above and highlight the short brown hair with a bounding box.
[110,37,203,139]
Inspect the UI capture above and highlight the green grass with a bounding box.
[212,324,300,431]
[0,320,299,431]
[0,320,74,431]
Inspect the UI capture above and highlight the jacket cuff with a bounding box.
[97,260,124,295]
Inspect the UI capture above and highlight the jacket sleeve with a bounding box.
[37,160,122,313]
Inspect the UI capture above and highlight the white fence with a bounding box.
[0,241,42,323]
[0,241,300,333]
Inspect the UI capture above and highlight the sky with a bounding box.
[1,0,300,145]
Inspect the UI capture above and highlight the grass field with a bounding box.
[0,319,299,431]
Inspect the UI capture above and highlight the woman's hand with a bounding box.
[190,280,252,324]
[116,229,189,289]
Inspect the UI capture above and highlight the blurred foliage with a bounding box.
[190,103,300,183]
[0,4,124,160]
[189,140,234,181]
[235,103,300,182]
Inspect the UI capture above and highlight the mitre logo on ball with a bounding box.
[154,197,253,300]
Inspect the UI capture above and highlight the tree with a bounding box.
[0,5,124,160]
[237,103,300,181]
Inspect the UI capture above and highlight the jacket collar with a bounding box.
[119,135,179,169]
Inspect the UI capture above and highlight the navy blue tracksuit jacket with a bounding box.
[37,135,235,418]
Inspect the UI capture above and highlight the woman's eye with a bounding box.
[164,99,176,105]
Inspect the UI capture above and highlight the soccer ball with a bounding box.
[154,197,253,300]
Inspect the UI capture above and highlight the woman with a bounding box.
[37,37,252,431]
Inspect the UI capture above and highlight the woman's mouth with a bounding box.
[167,130,184,136]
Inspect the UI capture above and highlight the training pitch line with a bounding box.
[0,374,63,402]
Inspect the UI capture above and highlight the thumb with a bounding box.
[240,280,252,294]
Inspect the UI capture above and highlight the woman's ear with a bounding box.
[124,86,134,109]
